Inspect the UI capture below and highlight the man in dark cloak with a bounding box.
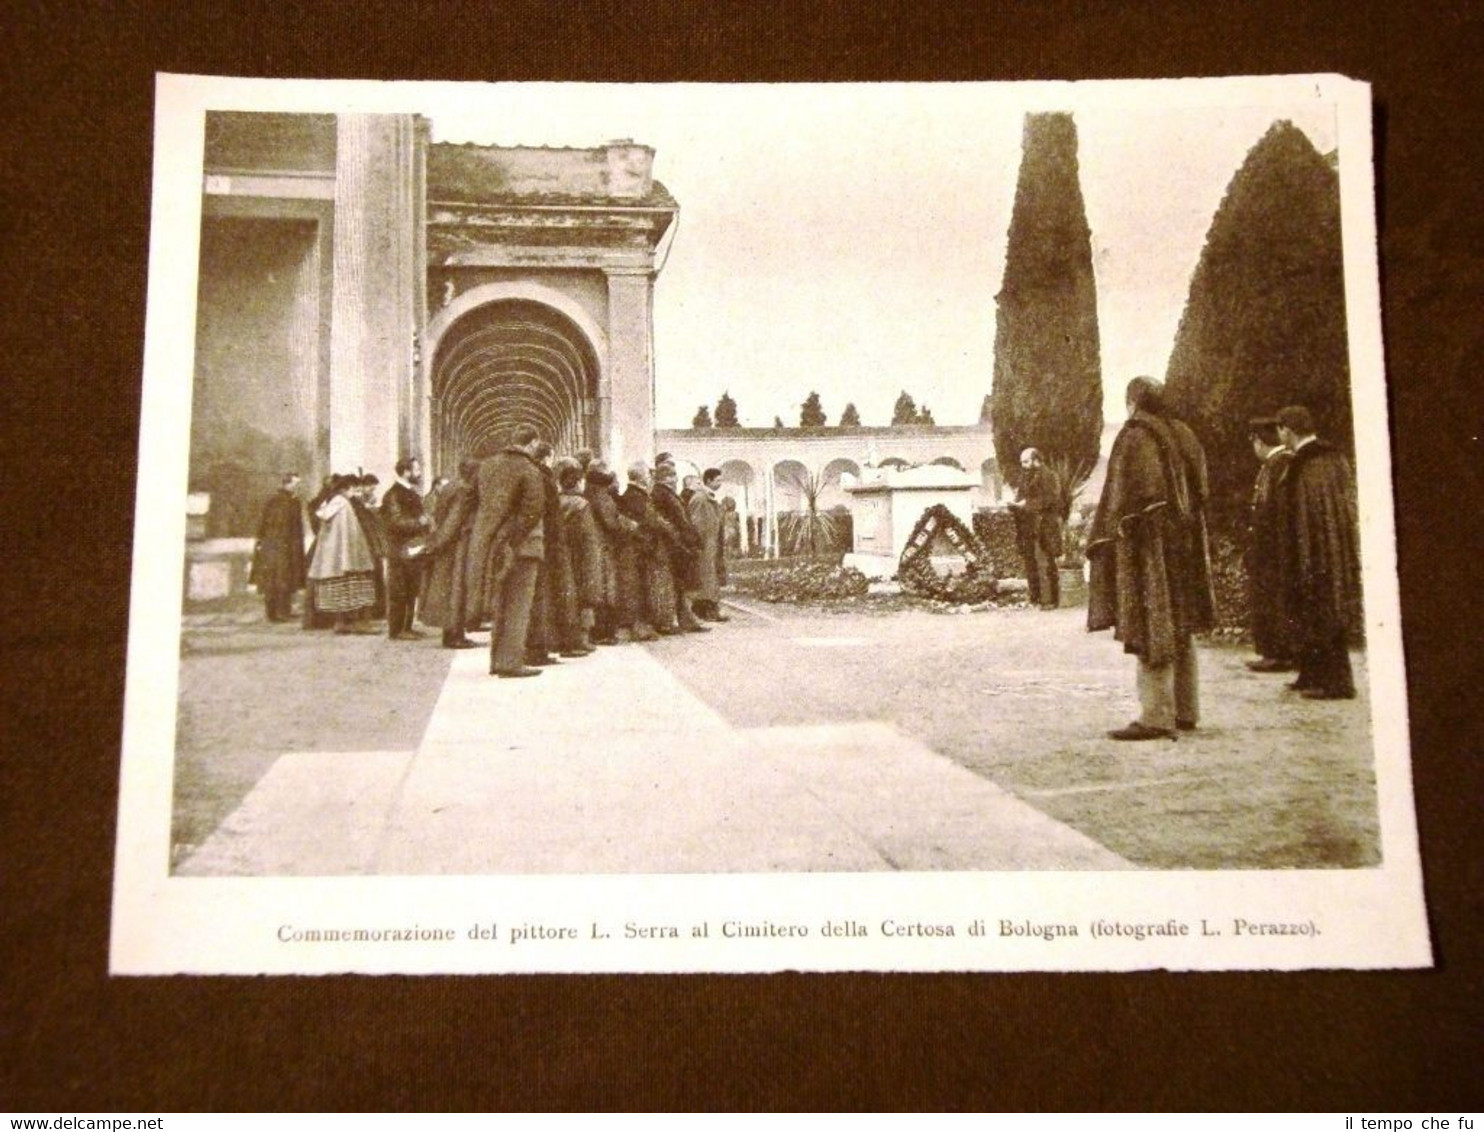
[1009,447,1064,610]
[464,424,547,678]
[618,462,679,635]
[419,457,481,649]
[587,461,647,643]
[1087,378,1216,740]
[251,472,307,622]
[687,468,730,622]
[1245,418,1298,672]
[653,463,708,633]
[1276,405,1362,700]
[557,457,604,652]
[526,442,588,663]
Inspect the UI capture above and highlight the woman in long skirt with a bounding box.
[308,475,379,635]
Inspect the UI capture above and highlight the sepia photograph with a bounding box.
[110,73,1428,974]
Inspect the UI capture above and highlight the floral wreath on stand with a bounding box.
[896,504,999,604]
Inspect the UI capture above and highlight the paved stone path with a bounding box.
[179,636,1130,876]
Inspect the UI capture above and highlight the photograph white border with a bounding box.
[110,73,1430,975]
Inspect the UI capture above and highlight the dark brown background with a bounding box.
[4,0,1481,1112]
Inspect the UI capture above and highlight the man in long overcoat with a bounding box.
[586,461,647,642]
[653,464,708,632]
[618,462,679,635]
[557,457,604,651]
[419,456,481,649]
[464,425,548,678]
[251,472,306,622]
[525,443,587,663]
[687,469,728,622]
[1088,377,1216,740]
[1009,447,1064,610]
[1276,405,1362,699]
[1245,418,1298,672]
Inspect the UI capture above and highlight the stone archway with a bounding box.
[818,457,861,511]
[772,459,811,513]
[718,459,758,554]
[430,299,601,470]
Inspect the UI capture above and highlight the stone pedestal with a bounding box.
[842,464,978,579]
[184,538,256,604]
[1058,562,1089,608]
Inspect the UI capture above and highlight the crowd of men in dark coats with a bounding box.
[1241,405,1363,698]
[253,390,1361,711]
[1087,380,1362,742]
[249,426,733,677]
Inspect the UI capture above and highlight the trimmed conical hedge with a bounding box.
[991,113,1103,493]
[1165,121,1351,530]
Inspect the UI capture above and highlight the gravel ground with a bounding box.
[172,600,453,863]
[660,597,1379,869]
[173,593,1379,871]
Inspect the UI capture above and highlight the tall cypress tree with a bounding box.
[1165,121,1350,532]
[991,112,1103,492]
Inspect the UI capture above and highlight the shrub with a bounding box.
[1206,533,1251,638]
[777,506,852,557]
[748,562,871,603]
[972,509,1024,576]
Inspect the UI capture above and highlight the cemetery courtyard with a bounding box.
[171,590,1379,875]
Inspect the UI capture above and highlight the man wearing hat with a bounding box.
[619,461,679,635]
[1275,405,1361,700]
[1245,417,1298,672]
[587,460,648,643]
[556,456,603,653]
[525,442,589,664]
[653,462,709,633]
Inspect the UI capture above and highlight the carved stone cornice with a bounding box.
[426,198,675,269]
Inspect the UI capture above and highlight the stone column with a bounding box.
[328,114,418,476]
[604,269,655,469]
[411,118,432,470]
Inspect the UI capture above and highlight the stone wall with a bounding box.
[191,217,319,537]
